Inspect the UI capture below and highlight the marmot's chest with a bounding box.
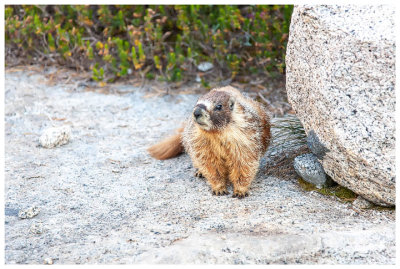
[194,126,256,161]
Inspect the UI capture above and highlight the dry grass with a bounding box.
[264,145,310,180]
[264,115,310,179]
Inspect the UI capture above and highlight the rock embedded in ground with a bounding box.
[293,153,332,188]
[353,196,373,209]
[29,221,44,235]
[286,5,395,206]
[39,125,71,148]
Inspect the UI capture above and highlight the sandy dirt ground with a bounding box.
[4,66,395,264]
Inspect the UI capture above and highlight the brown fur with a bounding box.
[147,86,271,198]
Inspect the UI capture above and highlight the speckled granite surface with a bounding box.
[286,5,395,206]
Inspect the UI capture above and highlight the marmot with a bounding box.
[148,86,271,198]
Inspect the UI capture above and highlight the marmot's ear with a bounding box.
[229,97,235,110]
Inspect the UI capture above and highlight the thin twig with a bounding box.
[258,92,274,108]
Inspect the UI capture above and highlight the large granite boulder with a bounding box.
[286,5,395,206]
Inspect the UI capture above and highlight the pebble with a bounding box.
[39,126,71,148]
[43,257,53,265]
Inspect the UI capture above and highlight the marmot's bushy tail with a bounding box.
[147,127,184,160]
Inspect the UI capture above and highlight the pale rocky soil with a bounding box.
[4,66,395,264]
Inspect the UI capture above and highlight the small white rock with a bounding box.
[44,257,53,265]
[18,206,40,219]
[195,74,201,83]
[197,62,214,72]
[39,126,71,148]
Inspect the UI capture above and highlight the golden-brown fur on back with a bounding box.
[147,128,184,160]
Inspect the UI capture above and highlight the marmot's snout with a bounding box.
[193,107,203,119]
[192,104,210,129]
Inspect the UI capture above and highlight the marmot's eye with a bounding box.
[214,104,222,111]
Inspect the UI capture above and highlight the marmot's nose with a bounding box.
[193,107,203,119]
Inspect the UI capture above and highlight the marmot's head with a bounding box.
[192,90,235,131]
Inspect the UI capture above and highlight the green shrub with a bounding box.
[5,5,293,83]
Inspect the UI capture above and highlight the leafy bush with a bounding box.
[5,5,293,83]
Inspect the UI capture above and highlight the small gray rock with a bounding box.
[294,153,333,189]
[353,196,373,209]
[39,126,71,148]
[18,206,40,219]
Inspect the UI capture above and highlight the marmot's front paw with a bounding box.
[232,190,249,199]
[194,169,204,178]
[212,188,229,196]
